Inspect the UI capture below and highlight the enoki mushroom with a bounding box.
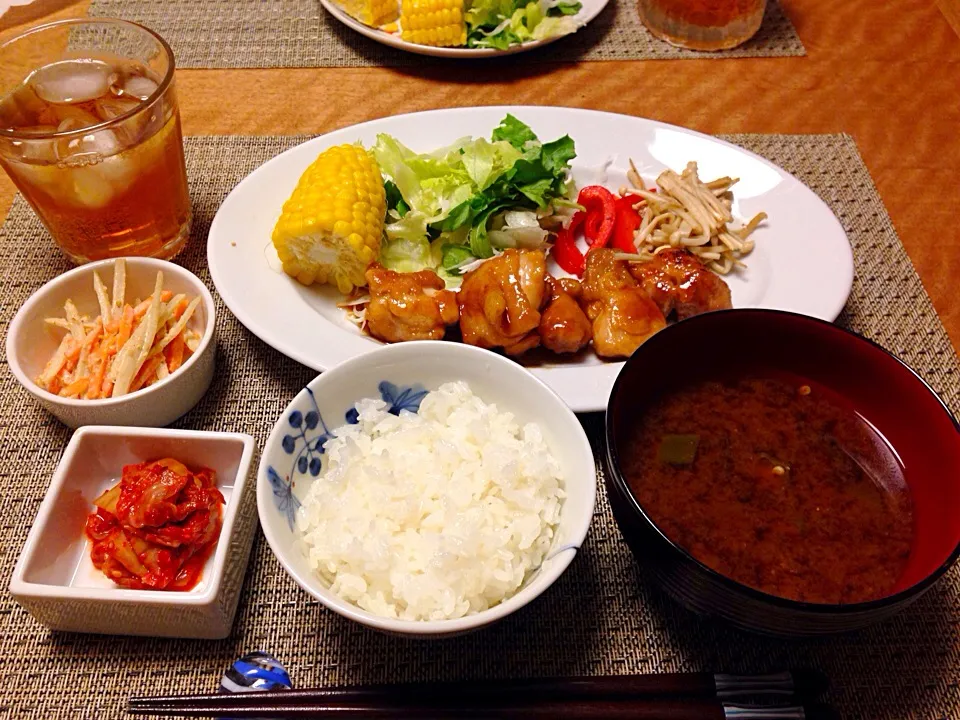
[622,160,768,275]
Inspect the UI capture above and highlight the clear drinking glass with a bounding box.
[637,0,767,51]
[0,19,191,264]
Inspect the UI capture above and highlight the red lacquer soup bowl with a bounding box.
[604,309,960,636]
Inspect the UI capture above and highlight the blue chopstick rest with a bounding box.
[218,652,293,720]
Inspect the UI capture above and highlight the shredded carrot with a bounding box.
[87,357,106,399]
[170,298,188,320]
[101,379,114,398]
[75,320,103,381]
[133,291,173,320]
[83,320,103,349]
[130,355,163,393]
[165,333,186,373]
[117,305,134,349]
[64,353,80,373]
[101,335,117,359]
[60,377,90,398]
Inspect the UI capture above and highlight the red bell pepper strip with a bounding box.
[612,195,642,253]
[577,185,617,248]
[553,211,586,277]
[584,208,602,241]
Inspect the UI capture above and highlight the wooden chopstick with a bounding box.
[129,671,829,717]
[130,669,824,710]
[128,698,836,719]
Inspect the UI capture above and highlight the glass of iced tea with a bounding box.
[637,0,767,50]
[0,19,191,263]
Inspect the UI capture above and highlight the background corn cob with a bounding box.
[400,0,467,47]
[338,0,399,27]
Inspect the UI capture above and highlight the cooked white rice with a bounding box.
[296,381,565,621]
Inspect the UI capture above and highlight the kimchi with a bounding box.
[85,458,225,591]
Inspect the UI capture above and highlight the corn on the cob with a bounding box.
[400,0,466,47]
[338,0,398,27]
[272,144,386,294]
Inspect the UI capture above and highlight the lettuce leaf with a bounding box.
[531,14,579,39]
[460,137,523,189]
[541,134,577,174]
[379,235,433,274]
[491,114,538,150]
[441,244,475,271]
[550,1,582,15]
[383,180,409,217]
[372,135,424,210]
[373,134,473,219]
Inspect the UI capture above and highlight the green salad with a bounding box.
[466,0,582,48]
[374,114,578,284]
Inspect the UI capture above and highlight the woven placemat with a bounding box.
[85,0,804,67]
[0,133,957,720]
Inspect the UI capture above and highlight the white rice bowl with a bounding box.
[295,381,566,622]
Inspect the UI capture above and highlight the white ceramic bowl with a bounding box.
[9,426,258,638]
[5,257,216,428]
[258,341,597,636]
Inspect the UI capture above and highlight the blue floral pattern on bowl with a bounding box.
[345,381,429,424]
[266,466,302,532]
[267,381,427,531]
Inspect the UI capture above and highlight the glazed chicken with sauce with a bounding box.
[457,249,592,356]
[580,248,667,358]
[629,248,733,320]
[539,276,592,354]
[361,246,730,360]
[458,248,547,355]
[364,264,459,343]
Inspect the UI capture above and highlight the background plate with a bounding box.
[318,0,610,57]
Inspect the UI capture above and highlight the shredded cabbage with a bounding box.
[489,210,549,249]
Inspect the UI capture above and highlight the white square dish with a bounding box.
[10,426,257,638]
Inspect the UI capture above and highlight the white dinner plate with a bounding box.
[318,0,609,57]
[207,106,854,412]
